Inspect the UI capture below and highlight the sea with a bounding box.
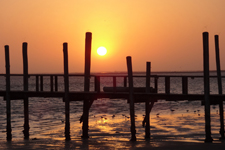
[0,71,225,143]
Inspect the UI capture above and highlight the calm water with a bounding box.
[0,71,225,142]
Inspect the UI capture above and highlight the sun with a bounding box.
[97,47,107,56]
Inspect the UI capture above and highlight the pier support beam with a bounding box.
[22,42,29,139]
[126,56,136,141]
[63,43,71,140]
[145,62,151,139]
[203,32,213,143]
[82,32,92,138]
[5,45,12,141]
[214,35,225,139]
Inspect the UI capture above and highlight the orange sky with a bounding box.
[1,0,225,73]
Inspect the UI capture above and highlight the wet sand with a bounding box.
[1,137,225,150]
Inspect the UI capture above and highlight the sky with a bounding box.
[1,0,225,73]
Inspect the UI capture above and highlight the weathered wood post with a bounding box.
[154,76,158,92]
[82,32,92,138]
[126,56,136,141]
[165,76,170,94]
[5,45,12,141]
[63,42,71,140]
[124,76,127,87]
[214,35,225,139]
[50,75,54,92]
[145,62,151,139]
[55,75,58,92]
[40,76,43,91]
[94,76,100,92]
[36,75,39,92]
[22,42,29,139]
[203,32,213,142]
[113,76,116,92]
[182,76,188,94]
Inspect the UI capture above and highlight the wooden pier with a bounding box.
[1,32,225,142]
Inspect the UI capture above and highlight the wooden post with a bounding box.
[55,75,58,92]
[94,76,100,92]
[154,76,158,92]
[82,32,92,138]
[113,76,116,92]
[126,56,136,141]
[36,75,39,92]
[145,62,151,139]
[165,76,170,94]
[63,43,70,140]
[203,32,213,142]
[22,42,29,139]
[50,75,54,92]
[182,76,188,94]
[40,76,43,91]
[124,76,127,87]
[215,35,225,139]
[5,45,12,141]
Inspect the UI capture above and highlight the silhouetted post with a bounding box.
[126,56,136,141]
[36,75,39,92]
[215,35,225,139]
[154,76,158,92]
[5,45,12,141]
[124,77,127,87]
[203,32,213,142]
[55,75,58,92]
[40,76,43,91]
[22,42,29,139]
[113,76,116,92]
[182,77,188,94]
[82,32,92,138]
[94,76,100,92]
[165,76,170,94]
[50,75,54,92]
[63,43,71,140]
[145,62,151,139]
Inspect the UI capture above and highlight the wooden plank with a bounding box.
[103,87,155,93]
[203,32,213,142]
[126,56,136,141]
[215,35,225,139]
[5,45,12,141]
[22,42,29,139]
[63,42,71,140]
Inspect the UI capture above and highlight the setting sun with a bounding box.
[97,47,107,56]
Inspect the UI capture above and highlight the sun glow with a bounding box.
[97,47,107,56]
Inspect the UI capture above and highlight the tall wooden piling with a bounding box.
[145,62,151,139]
[203,32,213,142]
[82,32,92,138]
[126,56,136,141]
[5,45,12,141]
[63,43,71,140]
[215,35,225,139]
[22,42,29,139]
